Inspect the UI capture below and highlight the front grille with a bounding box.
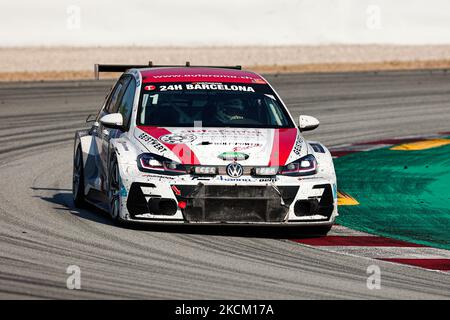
[175,185,299,223]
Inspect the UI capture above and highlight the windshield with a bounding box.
[137,82,295,128]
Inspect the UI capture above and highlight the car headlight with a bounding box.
[280,154,318,176]
[137,153,187,174]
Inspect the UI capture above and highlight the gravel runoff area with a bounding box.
[2,45,450,81]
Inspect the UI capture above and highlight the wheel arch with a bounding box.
[307,141,336,183]
[107,137,140,188]
[74,129,96,168]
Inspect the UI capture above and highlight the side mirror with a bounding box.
[85,114,96,123]
[100,113,123,129]
[298,115,319,131]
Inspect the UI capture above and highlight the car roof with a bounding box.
[138,67,267,84]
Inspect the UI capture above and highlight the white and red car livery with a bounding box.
[73,64,337,234]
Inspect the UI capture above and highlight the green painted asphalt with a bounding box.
[335,139,450,250]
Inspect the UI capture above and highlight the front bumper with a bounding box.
[174,184,298,223]
[119,173,337,225]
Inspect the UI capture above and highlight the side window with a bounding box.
[116,78,137,129]
[104,81,124,113]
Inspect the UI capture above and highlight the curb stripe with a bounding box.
[331,150,358,157]
[379,258,450,271]
[292,236,425,247]
[337,191,359,206]
[390,138,450,151]
[361,138,419,145]
[317,246,450,259]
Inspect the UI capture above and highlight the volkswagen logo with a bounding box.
[226,162,243,178]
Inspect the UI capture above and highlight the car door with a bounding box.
[100,75,136,191]
[95,76,128,191]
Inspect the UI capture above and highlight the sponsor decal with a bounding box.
[258,177,279,182]
[159,84,183,91]
[232,142,262,151]
[293,136,303,155]
[196,141,261,149]
[185,128,265,139]
[226,162,244,178]
[156,83,256,92]
[150,74,256,81]
[144,85,156,91]
[138,132,167,152]
[215,175,277,183]
[218,152,249,161]
[143,174,176,180]
[137,126,201,165]
[297,176,318,181]
[218,175,254,182]
[186,83,255,92]
[159,133,197,144]
[191,176,212,181]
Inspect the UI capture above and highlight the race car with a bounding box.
[73,63,337,234]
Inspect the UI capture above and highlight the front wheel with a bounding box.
[108,156,124,225]
[73,147,86,207]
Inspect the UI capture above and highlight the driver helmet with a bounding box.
[216,98,245,122]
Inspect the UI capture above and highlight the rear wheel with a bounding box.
[73,147,86,207]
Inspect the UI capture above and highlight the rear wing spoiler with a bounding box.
[94,62,242,80]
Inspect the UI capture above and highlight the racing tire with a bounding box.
[73,147,86,208]
[108,155,126,226]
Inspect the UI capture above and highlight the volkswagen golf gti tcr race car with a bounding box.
[73,63,337,235]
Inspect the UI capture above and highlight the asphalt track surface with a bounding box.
[0,70,450,299]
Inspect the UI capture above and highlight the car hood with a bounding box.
[134,126,306,166]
